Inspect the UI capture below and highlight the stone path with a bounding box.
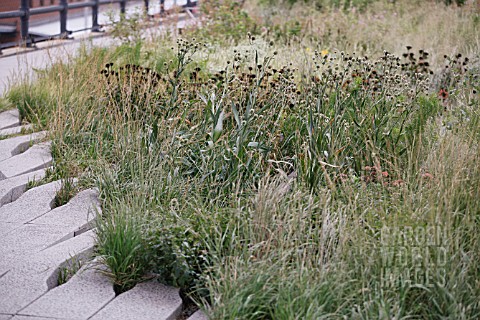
[0,11,195,96]
[0,109,206,319]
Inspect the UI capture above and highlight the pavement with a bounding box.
[0,4,206,318]
[0,0,197,96]
[0,110,208,319]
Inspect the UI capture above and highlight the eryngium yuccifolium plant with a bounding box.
[296,49,441,190]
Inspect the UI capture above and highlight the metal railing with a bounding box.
[0,0,197,52]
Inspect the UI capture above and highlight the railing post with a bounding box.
[92,0,101,31]
[59,0,69,38]
[120,0,126,14]
[144,0,149,15]
[160,0,165,14]
[20,0,30,46]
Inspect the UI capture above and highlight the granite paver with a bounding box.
[0,111,108,317]
[0,110,20,130]
[0,224,69,270]
[11,316,54,320]
[0,221,18,237]
[189,310,208,320]
[0,142,52,180]
[90,281,183,320]
[19,262,115,320]
[0,168,46,206]
[0,131,46,162]
[30,188,99,229]
[0,125,33,137]
[30,189,99,248]
[21,229,96,288]
[0,187,98,271]
[0,267,57,314]
[0,231,95,315]
[0,180,61,224]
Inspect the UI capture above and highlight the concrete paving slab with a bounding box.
[90,281,182,320]
[5,229,95,284]
[33,230,96,288]
[0,265,13,278]
[0,142,52,180]
[0,227,93,276]
[12,316,55,320]
[0,221,20,236]
[0,125,33,137]
[0,314,13,320]
[0,180,61,224]
[30,189,99,233]
[0,224,67,269]
[0,267,11,280]
[0,131,47,162]
[0,168,46,206]
[0,268,52,314]
[0,110,20,130]
[189,310,208,320]
[19,262,115,320]
[0,232,96,315]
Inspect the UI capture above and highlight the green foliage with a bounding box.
[53,176,78,208]
[5,2,479,313]
[57,255,83,285]
[188,0,258,42]
[440,0,466,6]
[319,0,377,11]
[260,0,465,10]
[107,10,149,45]
[7,84,50,127]
[95,207,150,294]
[0,97,14,113]
[261,0,378,11]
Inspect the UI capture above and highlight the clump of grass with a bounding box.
[6,83,51,127]
[57,255,84,285]
[0,97,15,113]
[95,206,151,294]
[53,176,78,208]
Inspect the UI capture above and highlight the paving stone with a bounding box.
[0,110,20,130]
[0,168,46,206]
[0,224,67,270]
[33,230,96,288]
[0,221,94,275]
[12,316,54,320]
[0,142,52,180]
[0,221,20,236]
[0,125,33,137]
[90,281,182,320]
[0,131,47,162]
[30,189,99,237]
[0,314,13,320]
[0,268,9,279]
[188,310,208,320]
[29,189,99,247]
[0,268,52,314]
[19,262,115,320]
[0,232,96,315]
[0,180,61,224]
